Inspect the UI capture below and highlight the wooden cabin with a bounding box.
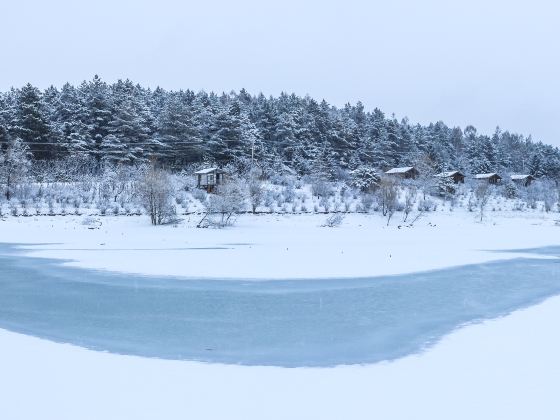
[436,170,465,184]
[385,166,419,180]
[195,167,226,192]
[475,173,502,185]
[510,174,535,187]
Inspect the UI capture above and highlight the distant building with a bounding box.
[475,173,502,184]
[435,170,465,184]
[510,174,535,187]
[195,167,227,192]
[385,166,419,180]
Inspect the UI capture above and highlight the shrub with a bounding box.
[322,213,345,228]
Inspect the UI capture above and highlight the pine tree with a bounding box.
[0,94,12,147]
[106,80,152,163]
[368,109,396,170]
[82,75,112,160]
[464,126,492,174]
[12,84,52,159]
[55,83,90,155]
[155,92,203,165]
[0,79,560,184]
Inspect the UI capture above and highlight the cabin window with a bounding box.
[208,174,214,183]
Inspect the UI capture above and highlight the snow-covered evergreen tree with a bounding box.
[11,84,52,160]
[0,77,558,185]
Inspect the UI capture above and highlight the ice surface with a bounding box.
[0,244,558,367]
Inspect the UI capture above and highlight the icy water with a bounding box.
[0,243,559,367]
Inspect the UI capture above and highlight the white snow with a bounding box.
[436,170,463,177]
[0,211,558,279]
[1,211,559,419]
[194,167,221,174]
[385,166,415,174]
[475,173,500,179]
[511,174,533,180]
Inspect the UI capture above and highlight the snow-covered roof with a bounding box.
[195,167,223,175]
[436,171,463,178]
[510,174,534,180]
[475,173,501,179]
[385,167,415,174]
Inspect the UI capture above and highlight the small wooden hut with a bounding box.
[510,174,535,187]
[475,173,502,184]
[436,171,465,184]
[385,166,419,180]
[195,167,227,192]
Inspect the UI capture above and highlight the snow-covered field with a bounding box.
[1,211,559,419]
[1,210,559,279]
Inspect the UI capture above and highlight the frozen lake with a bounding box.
[0,244,558,367]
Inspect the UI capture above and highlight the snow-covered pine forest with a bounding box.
[1,76,560,224]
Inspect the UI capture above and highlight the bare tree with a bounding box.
[403,186,417,222]
[538,180,557,212]
[138,164,175,225]
[475,183,491,221]
[198,179,247,228]
[101,164,135,203]
[247,170,264,213]
[310,177,333,198]
[415,153,437,199]
[378,176,399,225]
[0,137,31,201]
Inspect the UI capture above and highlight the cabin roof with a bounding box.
[436,170,463,178]
[385,166,415,174]
[194,167,225,175]
[511,174,534,180]
[475,173,501,179]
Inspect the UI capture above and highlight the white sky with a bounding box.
[1,0,559,145]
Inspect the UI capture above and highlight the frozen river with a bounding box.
[0,244,558,367]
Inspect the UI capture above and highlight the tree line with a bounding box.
[1,76,560,181]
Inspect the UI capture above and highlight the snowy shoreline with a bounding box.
[1,210,558,280]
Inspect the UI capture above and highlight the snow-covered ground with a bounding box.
[1,211,559,419]
[1,295,559,420]
[0,210,559,279]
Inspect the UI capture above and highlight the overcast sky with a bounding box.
[1,0,558,145]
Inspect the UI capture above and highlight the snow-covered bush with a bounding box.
[503,182,518,199]
[350,166,380,193]
[82,217,101,228]
[138,166,175,225]
[361,193,375,212]
[377,177,398,217]
[436,177,456,199]
[191,188,207,202]
[248,176,265,213]
[418,198,436,212]
[322,213,345,227]
[319,196,330,212]
[310,178,333,198]
[198,179,247,228]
